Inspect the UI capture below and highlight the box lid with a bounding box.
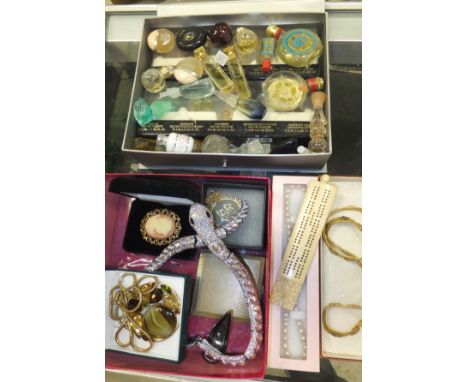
[108,176,200,205]
[157,0,325,17]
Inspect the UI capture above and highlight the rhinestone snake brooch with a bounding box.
[146,201,263,366]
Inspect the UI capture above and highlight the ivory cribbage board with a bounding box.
[270,175,337,310]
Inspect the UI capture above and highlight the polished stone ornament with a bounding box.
[144,305,178,340]
[146,201,263,367]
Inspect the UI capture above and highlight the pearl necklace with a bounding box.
[280,184,307,359]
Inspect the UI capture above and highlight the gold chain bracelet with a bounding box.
[322,303,362,337]
[322,206,362,267]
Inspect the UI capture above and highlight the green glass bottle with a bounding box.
[133,97,179,126]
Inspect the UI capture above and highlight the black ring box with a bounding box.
[109,176,201,258]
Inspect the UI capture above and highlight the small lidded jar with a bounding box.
[266,25,323,68]
[262,71,308,112]
[176,27,208,52]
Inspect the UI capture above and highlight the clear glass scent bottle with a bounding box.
[233,27,259,55]
[194,46,235,94]
[308,91,328,153]
[224,46,251,98]
[158,78,215,100]
[141,67,175,94]
[214,90,266,120]
[266,25,323,68]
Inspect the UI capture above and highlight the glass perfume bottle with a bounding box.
[270,137,299,154]
[208,22,233,45]
[174,57,204,85]
[133,137,156,151]
[223,46,251,98]
[201,134,230,153]
[262,71,308,111]
[176,27,207,52]
[266,25,323,68]
[233,27,259,55]
[141,66,174,93]
[147,28,176,54]
[262,72,325,111]
[133,97,179,127]
[215,90,266,120]
[156,133,197,153]
[194,46,235,93]
[158,78,215,100]
[260,37,275,74]
[308,91,328,153]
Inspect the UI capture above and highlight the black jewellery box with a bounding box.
[108,176,201,259]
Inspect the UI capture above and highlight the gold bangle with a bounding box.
[140,208,182,246]
[322,303,362,337]
[323,206,362,267]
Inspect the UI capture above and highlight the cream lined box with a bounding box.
[320,176,362,361]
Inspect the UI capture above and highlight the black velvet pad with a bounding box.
[109,176,200,202]
[123,199,197,258]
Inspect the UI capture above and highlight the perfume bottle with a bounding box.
[223,46,251,98]
[308,91,328,153]
[270,137,299,154]
[176,27,207,52]
[174,57,204,84]
[141,66,174,93]
[266,25,323,68]
[133,137,156,151]
[156,133,197,153]
[215,90,266,120]
[262,71,308,111]
[194,46,235,93]
[208,22,233,45]
[260,37,275,74]
[201,134,230,153]
[158,78,215,100]
[133,97,179,127]
[233,27,259,55]
[147,28,176,54]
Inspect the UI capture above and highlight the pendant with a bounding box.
[202,311,233,363]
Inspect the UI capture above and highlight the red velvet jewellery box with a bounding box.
[105,173,271,379]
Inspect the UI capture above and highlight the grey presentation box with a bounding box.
[122,12,331,171]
